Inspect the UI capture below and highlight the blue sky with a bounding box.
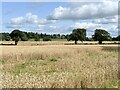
[1,0,119,37]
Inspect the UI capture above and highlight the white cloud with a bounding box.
[47,1,118,20]
[71,22,100,30]
[9,13,56,29]
[6,24,23,29]
[25,13,38,24]
[70,22,118,37]
[6,1,118,37]
[49,25,57,29]
[93,15,118,24]
[11,17,25,25]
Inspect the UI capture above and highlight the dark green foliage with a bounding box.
[43,37,52,41]
[51,34,60,39]
[68,28,86,44]
[4,33,11,41]
[0,28,117,43]
[20,32,28,41]
[10,30,22,40]
[34,33,40,41]
[92,29,111,44]
[0,33,11,41]
[117,35,120,41]
[0,33,2,41]
[60,34,66,39]
[5,35,11,41]
[10,30,28,45]
[112,37,118,41]
[34,35,40,41]
[27,32,35,39]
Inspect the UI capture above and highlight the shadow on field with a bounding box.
[102,46,119,52]
[64,43,98,45]
[0,43,15,46]
[64,42,120,45]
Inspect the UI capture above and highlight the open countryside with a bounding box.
[1,0,119,89]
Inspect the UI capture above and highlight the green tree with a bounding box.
[10,30,23,45]
[92,29,111,44]
[0,33,11,41]
[68,28,86,44]
[20,32,28,41]
[117,35,120,40]
[5,34,11,41]
[43,37,51,41]
[34,35,40,41]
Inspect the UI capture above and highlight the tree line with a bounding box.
[0,28,120,45]
[0,31,68,41]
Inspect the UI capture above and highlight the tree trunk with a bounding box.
[99,40,102,44]
[15,41,18,45]
[75,40,77,44]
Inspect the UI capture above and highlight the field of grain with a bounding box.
[0,44,119,88]
[0,41,119,46]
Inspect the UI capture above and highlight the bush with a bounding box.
[43,37,51,41]
[34,37,40,41]
[20,33,28,41]
[5,35,11,41]
[34,35,40,41]
[21,36,28,41]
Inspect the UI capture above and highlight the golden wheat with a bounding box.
[1,44,118,88]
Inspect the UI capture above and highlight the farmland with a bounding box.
[0,41,119,88]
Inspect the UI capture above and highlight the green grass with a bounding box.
[6,58,59,75]
[101,80,118,88]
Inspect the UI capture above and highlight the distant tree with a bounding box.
[10,30,23,45]
[52,34,57,39]
[57,34,60,39]
[117,35,120,41]
[0,33,2,41]
[27,32,34,39]
[61,34,66,39]
[43,37,51,41]
[34,34,40,41]
[92,29,111,44]
[5,34,11,41]
[34,37,40,41]
[20,32,28,41]
[112,37,118,41]
[40,33,43,38]
[68,28,86,44]
[0,33,11,41]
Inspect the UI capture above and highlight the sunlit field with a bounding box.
[0,41,119,46]
[0,41,119,88]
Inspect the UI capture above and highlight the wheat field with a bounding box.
[0,44,119,88]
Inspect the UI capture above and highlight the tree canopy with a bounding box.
[92,29,111,44]
[10,30,28,45]
[68,28,86,44]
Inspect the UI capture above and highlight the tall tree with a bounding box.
[92,29,111,44]
[68,28,86,44]
[10,30,24,45]
[117,35,120,41]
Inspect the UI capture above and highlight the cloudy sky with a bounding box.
[2,0,119,37]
